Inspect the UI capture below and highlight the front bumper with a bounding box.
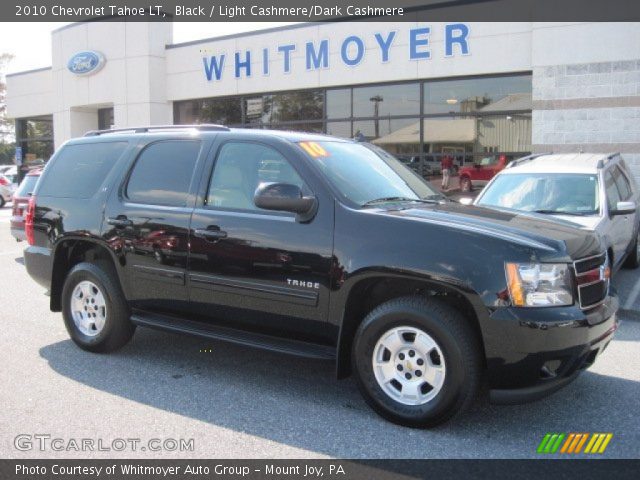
[485,293,619,404]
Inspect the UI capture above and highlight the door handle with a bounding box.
[194,227,227,240]
[107,217,133,228]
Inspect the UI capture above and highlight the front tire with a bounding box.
[62,261,135,352]
[352,296,482,428]
[623,233,639,269]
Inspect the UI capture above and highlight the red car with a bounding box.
[458,154,509,192]
[11,169,41,241]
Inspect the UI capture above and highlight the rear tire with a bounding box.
[0,196,5,208]
[62,261,135,353]
[623,233,639,269]
[352,296,482,428]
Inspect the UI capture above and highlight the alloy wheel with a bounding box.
[372,326,446,405]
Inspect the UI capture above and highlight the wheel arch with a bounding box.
[50,237,123,312]
[335,272,487,379]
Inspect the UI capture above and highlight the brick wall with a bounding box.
[532,60,640,181]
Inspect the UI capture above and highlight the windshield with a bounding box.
[15,175,39,198]
[477,173,600,216]
[297,141,440,206]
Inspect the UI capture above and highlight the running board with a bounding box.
[130,312,336,360]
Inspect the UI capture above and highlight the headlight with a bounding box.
[505,263,573,307]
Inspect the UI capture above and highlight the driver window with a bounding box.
[207,142,305,211]
[611,166,632,200]
[604,171,622,210]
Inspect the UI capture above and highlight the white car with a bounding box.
[0,172,18,208]
[473,153,639,273]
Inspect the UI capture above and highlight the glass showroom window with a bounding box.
[355,118,419,156]
[172,73,533,176]
[270,90,324,123]
[98,107,114,130]
[423,74,532,115]
[353,83,420,118]
[15,116,54,165]
[326,89,351,120]
[326,121,352,139]
[175,97,242,125]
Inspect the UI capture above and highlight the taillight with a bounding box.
[0,177,8,186]
[25,196,36,245]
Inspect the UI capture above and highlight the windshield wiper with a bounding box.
[424,193,448,201]
[532,209,593,216]
[361,196,440,207]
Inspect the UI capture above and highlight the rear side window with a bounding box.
[15,175,39,197]
[126,140,201,207]
[38,142,128,198]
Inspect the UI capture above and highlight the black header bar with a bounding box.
[4,0,640,22]
[1,459,640,480]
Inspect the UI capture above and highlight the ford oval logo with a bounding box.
[67,51,106,76]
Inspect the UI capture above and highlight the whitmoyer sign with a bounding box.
[202,24,471,81]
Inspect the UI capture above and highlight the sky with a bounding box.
[0,22,299,74]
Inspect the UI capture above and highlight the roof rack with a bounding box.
[504,152,551,169]
[84,124,230,137]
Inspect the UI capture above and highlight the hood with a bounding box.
[545,214,601,230]
[372,202,603,260]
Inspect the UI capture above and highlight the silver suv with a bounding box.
[474,153,639,272]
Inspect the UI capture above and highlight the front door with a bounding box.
[188,137,334,338]
[103,139,205,313]
[609,166,636,263]
[604,169,631,268]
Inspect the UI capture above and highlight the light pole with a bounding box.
[370,95,383,138]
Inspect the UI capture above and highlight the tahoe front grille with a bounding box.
[574,253,609,309]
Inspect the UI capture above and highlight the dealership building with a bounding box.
[5,20,640,178]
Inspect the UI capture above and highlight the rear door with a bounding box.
[103,138,208,313]
[187,134,334,337]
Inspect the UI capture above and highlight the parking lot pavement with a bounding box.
[0,204,638,459]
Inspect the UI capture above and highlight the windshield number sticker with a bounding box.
[299,142,329,158]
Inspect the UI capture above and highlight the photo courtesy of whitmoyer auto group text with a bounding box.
[1,0,640,478]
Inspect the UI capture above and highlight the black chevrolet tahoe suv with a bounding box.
[24,125,618,427]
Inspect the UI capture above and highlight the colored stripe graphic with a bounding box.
[584,433,613,454]
[537,434,552,453]
[598,433,613,453]
[538,433,612,454]
[560,433,588,453]
[537,433,565,453]
[560,433,575,453]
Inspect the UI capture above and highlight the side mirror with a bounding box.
[611,200,636,216]
[254,183,317,222]
[459,197,474,206]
